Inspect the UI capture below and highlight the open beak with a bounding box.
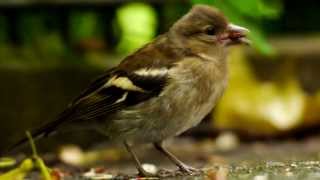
[219,23,250,46]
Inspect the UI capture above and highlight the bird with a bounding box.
[5,5,249,177]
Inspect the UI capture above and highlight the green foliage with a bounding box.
[26,131,51,180]
[16,12,66,63]
[115,3,157,55]
[69,10,103,42]
[17,13,48,43]
[191,0,282,55]
[226,0,280,18]
[0,158,16,168]
[0,159,34,180]
[0,132,51,180]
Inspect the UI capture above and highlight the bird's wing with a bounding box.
[68,68,168,121]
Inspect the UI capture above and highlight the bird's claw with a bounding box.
[157,167,201,177]
[178,165,202,176]
[157,169,173,178]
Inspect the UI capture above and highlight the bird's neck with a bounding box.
[154,33,194,59]
[166,31,226,60]
[166,31,187,51]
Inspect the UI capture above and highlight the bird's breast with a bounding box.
[162,58,227,136]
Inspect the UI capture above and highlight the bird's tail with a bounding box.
[2,107,74,155]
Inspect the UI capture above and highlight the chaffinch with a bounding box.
[8,5,249,177]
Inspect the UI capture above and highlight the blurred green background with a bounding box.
[0,0,320,151]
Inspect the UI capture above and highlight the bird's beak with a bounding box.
[219,23,250,46]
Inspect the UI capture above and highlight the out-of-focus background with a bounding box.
[0,0,320,179]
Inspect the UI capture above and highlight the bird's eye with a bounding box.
[204,26,216,36]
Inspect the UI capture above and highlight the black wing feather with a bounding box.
[71,68,116,104]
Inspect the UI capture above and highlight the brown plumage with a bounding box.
[6,5,249,177]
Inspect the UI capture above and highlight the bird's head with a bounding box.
[169,5,249,59]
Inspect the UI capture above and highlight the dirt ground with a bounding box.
[3,133,320,179]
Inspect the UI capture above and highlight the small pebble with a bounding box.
[83,168,113,180]
[59,145,83,166]
[253,174,268,180]
[142,163,158,174]
[215,132,239,151]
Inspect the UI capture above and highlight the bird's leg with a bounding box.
[123,141,155,177]
[154,142,199,175]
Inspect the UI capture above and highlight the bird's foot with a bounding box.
[157,168,174,178]
[178,165,202,176]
